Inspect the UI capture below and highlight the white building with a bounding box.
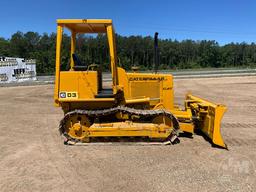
[0,57,36,83]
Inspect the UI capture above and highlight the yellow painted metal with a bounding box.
[54,19,227,148]
[106,24,118,93]
[57,19,112,24]
[59,98,115,102]
[88,122,173,138]
[171,109,193,120]
[54,25,63,107]
[179,123,194,133]
[59,71,98,98]
[57,19,112,33]
[54,19,119,95]
[125,97,150,104]
[64,113,90,142]
[117,67,174,109]
[185,94,227,148]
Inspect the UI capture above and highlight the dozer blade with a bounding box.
[185,94,227,148]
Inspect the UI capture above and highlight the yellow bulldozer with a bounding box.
[54,19,227,148]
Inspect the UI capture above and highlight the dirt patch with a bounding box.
[0,76,255,192]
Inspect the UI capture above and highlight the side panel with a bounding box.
[59,71,98,99]
[117,67,174,110]
[129,80,160,100]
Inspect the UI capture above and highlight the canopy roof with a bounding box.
[57,19,113,33]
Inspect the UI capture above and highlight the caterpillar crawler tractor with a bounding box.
[54,19,227,148]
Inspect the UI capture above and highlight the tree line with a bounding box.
[0,31,256,74]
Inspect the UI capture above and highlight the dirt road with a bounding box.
[0,76,255,192]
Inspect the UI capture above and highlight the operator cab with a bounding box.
[54,19,118,102]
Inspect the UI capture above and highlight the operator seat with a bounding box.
[72,54,87,71]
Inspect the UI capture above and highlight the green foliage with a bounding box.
[0,31,255,74]
[0,37,10,56]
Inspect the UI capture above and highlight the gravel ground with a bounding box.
[0,76,255,192]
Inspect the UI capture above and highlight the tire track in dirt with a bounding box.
[223,123,256,129]
[222,122,256,147]
[225,138,256,147]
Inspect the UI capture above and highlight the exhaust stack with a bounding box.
[154,32,160,73]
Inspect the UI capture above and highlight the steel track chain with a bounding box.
[59,106,180,144]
